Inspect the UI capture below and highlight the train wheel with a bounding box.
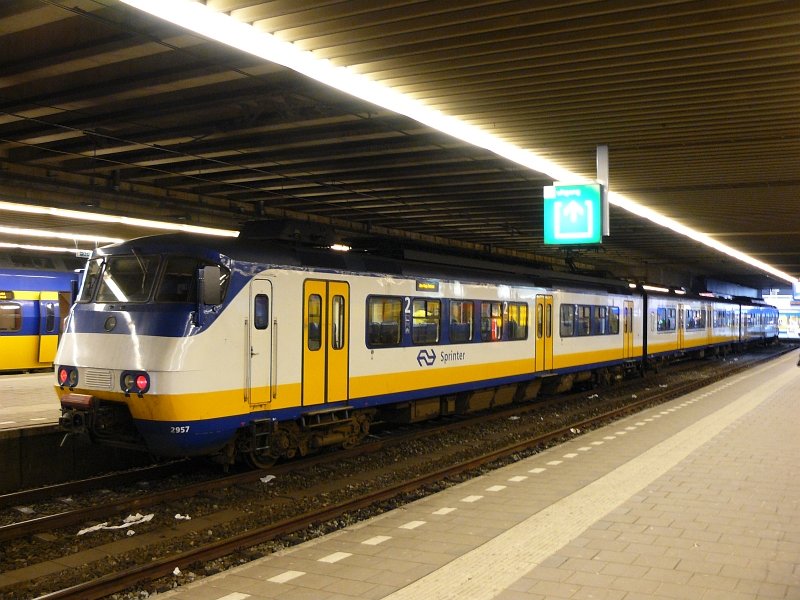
[246,450,277,470]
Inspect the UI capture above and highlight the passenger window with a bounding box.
[449,300,473,343]
[367,297,401,347]
[307,294,322,351]
[0,302,21,332]
[254,294,269,330]
[412,299,440,344]
[593,306,607,335]
[507,303,528,340]
[560,304,575,337]
[480,301,502,341]
[609,307,620,334]
[576,305,591,336]
[331,295,345,350]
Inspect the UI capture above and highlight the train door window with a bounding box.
[0,303,21,332]
[545,303,552,338]
[559,304,575,337]
[307,294,322,351]
[449,300,473,343]
[480,301,502,341]
[412,299,440,344]
[44,303,56,333]
[331,295,345,350]
[609,307,620,334]
[537,303,544,339]
[254,294,269,330]
[367,296,401,347]
[508,303,528,340]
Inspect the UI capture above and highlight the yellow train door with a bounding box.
[37,291,60,363]
[623,300,635,359]
[677,303,686,350]
[302,279,349,406]
[535,294,553,371]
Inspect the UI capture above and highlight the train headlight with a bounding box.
[121,371,150,395]
[57,366,79,388]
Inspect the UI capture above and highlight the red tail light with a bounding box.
[121,371,150,395]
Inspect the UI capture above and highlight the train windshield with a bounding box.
[96,255,160,303]
[78,254,229,304]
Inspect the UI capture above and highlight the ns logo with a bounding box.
[416,349,436,367]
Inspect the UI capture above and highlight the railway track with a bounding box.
[2,345,793,600]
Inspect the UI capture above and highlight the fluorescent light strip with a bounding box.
[121,0,795,284]
[0,225,123,245]
[0,241,87,254]
[0,200,238,238]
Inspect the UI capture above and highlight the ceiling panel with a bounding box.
[0,0,797,291]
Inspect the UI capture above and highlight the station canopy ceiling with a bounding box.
[0,1,798,292]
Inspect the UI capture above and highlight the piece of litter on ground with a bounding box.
[173,567,181,576]
[260,475,276,483]
[174,514,192,521]
[77,513,154,535]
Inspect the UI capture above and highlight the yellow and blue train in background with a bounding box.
[56,232,778,467]
[0,266,81,372]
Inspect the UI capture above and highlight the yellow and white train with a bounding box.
[56,233,778,466]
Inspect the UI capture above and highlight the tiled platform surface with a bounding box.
[159,353,800,600]
[0,371,59,430]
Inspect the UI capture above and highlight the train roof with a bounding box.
[96,231,641,295]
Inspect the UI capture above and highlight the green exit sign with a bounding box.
[543,183,604,245]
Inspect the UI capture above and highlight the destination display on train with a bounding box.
[0,291,14,300]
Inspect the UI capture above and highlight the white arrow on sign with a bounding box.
[563,200,585,222]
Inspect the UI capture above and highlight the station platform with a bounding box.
[0,371,59,430]
[158,351,800,600]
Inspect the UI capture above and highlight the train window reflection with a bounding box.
[96,255,160,303]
